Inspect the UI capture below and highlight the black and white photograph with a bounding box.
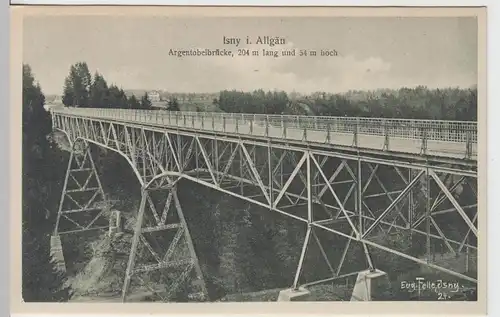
[15,6,485,312]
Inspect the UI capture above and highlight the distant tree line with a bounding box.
[214,86,477,121]
[62,62,152,110]
[60,62,477,122]
[214,89,290,115]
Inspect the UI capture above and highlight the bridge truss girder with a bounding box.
[53,114,479,301]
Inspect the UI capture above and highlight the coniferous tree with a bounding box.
[62,62,92,107]
[127,95,141,109]
[90,71,109,108]
[107,85,129,109]
[140,93,152,110]
[22,64,70,302]
[62,76,75,107]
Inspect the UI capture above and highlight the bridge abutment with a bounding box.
[49,234,67,273]
[277,287,311,301]
[108,210,122,237]
[350,269,389,301]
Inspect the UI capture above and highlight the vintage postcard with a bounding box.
[10,5,487,316]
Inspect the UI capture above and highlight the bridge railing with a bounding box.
[51,107,477,144]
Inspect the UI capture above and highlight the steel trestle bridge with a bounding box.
[50,107,478,302]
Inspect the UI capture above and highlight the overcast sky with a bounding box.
[23,16,477,95]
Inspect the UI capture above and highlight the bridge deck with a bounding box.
[50,107,479,288]
[52,108,477,161]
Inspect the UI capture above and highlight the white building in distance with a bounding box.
[147,90,161,102]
